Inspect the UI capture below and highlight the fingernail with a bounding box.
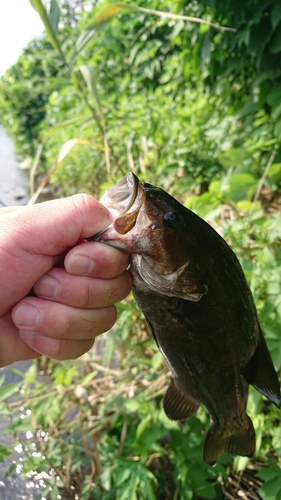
[66,255,94,275]
[14,303,40,328]
[34,276,59,299]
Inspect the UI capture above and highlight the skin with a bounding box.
[0,194,132,368]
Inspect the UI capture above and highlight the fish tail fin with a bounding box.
[242,333,281,408]
[203,415,256,465]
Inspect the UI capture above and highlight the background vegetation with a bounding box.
[0,0,281,498]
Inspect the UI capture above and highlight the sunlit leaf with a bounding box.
[74,65,104,121]
[151,351,163,370]
[135,415,151,440]
[41,115,92,143]
[23,362,37,386]
[73,4,121,56]
[28,0,64,58]
[227,173,257,203]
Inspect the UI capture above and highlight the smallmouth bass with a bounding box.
[89,172,280,464]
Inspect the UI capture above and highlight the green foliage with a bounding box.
[256,459,281,500]
[0,0,281,498]
[1,0,281,197]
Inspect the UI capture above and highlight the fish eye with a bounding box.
[163,210,181,229]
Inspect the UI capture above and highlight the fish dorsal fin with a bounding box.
[163,378,200,420]
[242,333,281,408]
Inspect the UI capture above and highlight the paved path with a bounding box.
[0,362,44,499]
[0,124,29,207]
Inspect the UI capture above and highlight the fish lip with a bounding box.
[99,172,139,216]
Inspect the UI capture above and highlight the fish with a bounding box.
[88,172,281,464]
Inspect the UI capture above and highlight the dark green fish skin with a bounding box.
[89,172,280,464]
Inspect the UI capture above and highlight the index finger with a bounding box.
[64,242,130,278]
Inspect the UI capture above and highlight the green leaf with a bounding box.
[0,445,11,463]
[236,200,253,211]
[217,148,249,169]
[237,28,250,48]
[271,3,281,30]
[5,463,16,478]
[41,115,92,143]
[227,173,257,203]
[267,281,281,294]
[195,483,217,499]
[0,401,9,415]
[151,352,163,370]
[135,415,151,441]
[116,463,140,500]
[28,0,64,60]
[259,476,281,500]
[124,398,140,413]
[272,101,281,120]
[256,460,281,481]
[0,383,20,401]
[73,4,121,57]
[80,371,97,386]
[233,455,251,472]
[114,464,131,487]
[75,65,104,121]
[49,0,60,36]
[269,22,281,53]
[102,333,116,366]
[73,0,235,58]
[249,17,272,53]
[267,86,281,107]
[23,362,38,386]
[274,119,281,139]
[268,162,281,183]
[139,467,157,500]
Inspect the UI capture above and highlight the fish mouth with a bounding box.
[99,172,139,218]
[88,172,146,248]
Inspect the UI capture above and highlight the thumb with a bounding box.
[0,194,111,314]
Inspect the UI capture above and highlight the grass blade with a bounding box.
[28,0,66,62]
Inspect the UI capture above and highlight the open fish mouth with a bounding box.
[87,172,147,253]
[99,172,140,220]
[89,173,147,247]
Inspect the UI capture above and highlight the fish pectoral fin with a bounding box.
[163,378,200,421]
[204,415,256,466]
[242,334,281,408]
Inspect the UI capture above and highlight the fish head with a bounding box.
[91,172,210,301]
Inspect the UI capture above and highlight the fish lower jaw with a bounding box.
[131,254,196,300]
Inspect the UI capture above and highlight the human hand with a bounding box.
[0,194,132,368]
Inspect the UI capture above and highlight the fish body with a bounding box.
[89,172,280,464]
